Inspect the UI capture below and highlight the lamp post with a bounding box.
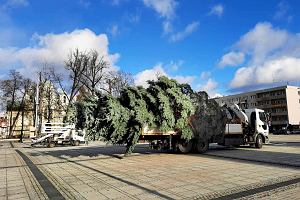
[34,81,39,136]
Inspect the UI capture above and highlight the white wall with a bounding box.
[286,87,300,125]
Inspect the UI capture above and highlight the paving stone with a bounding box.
[135,192,162,200]
[1,135,300,200]
[7,193,29,200]
[81,191,108,199]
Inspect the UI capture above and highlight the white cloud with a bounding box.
[134,64,219,96]
[134,62,195,88]
[197,78,221,98]
[0,29,119,78]
[218,51,245,68]
[128,11,141,24]
[142,0,198,41]
[200,71,211,80]
[134,64,167,88]
[236,22,288,64]
[231,57,300,88]
[107,24,120,36]
[166,60,184,71]
[162,20,173,34]
[143,0,177,20]
[2,0,28,8]
[230,67,254,89]
[226,22,300,89]
[173,75,196,85]
[209,4,224,17]
[169,21,199,42]
[274,1,293,23]
[143,0,178,35]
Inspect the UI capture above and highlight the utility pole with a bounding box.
[34,79,39,136]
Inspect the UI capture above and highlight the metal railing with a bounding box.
[40,123,75,134]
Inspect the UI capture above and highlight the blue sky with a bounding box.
[0,0,300,96]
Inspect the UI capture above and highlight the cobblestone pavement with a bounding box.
[0,134,299,200]
[205,135,300,167]
[0,142,47,200]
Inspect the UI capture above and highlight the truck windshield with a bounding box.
[259,112,266,122]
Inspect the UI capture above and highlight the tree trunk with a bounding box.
[10,92,26,139]
[9,91,16,138]
[9,108,13,138]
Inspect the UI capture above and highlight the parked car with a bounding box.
[291,130,300,134]
[273,129,290,135]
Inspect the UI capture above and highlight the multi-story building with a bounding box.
[214,85,300,131]
[5,82,68,138]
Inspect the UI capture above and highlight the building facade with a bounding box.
[5,82,68,138]
[0,116,8,138]
[214,85,300,130]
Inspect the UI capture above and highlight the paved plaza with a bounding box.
[0,134,300,200]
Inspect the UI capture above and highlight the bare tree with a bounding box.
[48,49,89,122]
[51,49,88,106]
[20,79,35,142]
[106,70,134,97]
[81,50,109,95]
[0,70,23,137]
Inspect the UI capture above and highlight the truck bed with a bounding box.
[225,124,243,135]
[141,126,177,136]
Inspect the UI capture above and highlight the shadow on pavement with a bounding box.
[268,141,300,147]
[28,144,175,199]
[29,144,168,159]
[200,147,300,168]
[26,143,300,198]
[30,143,300,168]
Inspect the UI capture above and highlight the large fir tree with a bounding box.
[73,76,196,155]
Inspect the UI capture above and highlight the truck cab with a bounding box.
[244,108,269,144]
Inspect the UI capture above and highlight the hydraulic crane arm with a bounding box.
[228,103,249,125]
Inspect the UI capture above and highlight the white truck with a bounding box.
[31,123,86,148]
[140,103,269,153]
[217,104,269,149]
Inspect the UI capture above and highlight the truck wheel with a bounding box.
[48,141,55,148]
[178,140,192,153]
[255,135,263,149]
[196,140,209,153]
[74,140,80,146]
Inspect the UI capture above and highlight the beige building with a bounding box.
[5,82,68,138]
[214,85,300,130]
[6,108,66,138]
[0,116,8,138]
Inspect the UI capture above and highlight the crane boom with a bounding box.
[228,103,249,125]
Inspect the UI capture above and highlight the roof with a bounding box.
[215,85,300,99]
